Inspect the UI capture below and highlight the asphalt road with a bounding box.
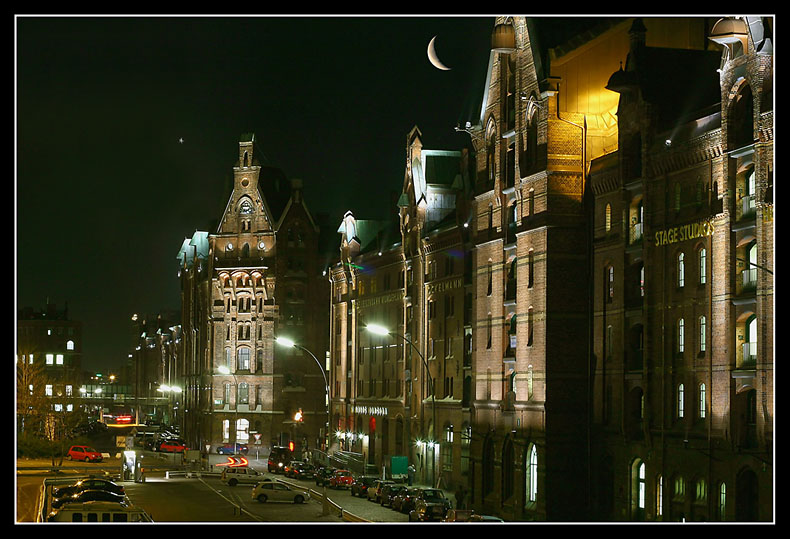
[16,453,415,523]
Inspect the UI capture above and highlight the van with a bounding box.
[45,501,153,522]
[267,446,293,473]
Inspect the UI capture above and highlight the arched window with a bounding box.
[699,383,707,419]
[605,203,612,232]
[718,482,727,520]
[236,417,249,442]
[699,248,707,284]
[677,318,685,353]
[487,260,493,296]
[677,384,685,418]
[636,461,646,518]
[656,474,664,519]
[66,340,75,351]
[525,444,538,504]
[238,382,249,405]
[699,316,707,353]
[237,347,251,370]
[677,252,685,287]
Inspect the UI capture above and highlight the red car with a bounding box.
[158,439,188,453]
[329,469,354,489]
[66,445,103,462]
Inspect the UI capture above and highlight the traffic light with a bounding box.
[288,441,295,452]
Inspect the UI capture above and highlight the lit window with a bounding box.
[526,444,538,503]
[45,384,53,396]
[657,475,663,517]
[699,383,706,419]
[678,318,685,353]
[699,316,706,353]
[46,354,54,365]
[699,248,707,284]
[54,404,63,412]
[678,253,685,287]
[56,354,64,365]
[638,462,646,511]
[677,384,685,418]
[66,385,72,396]
[66,340,75,351]
[718,483,726,520]
[605,203,612,232]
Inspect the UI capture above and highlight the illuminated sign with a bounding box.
[427,276,464,295]
[351,404,388,417]
[357,291,405,309]
[216,456,248,468]
[654,220,714,247]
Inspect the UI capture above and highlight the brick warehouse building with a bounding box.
[177,133,330,456]
[327,16,772,522]
[328,126,475,489]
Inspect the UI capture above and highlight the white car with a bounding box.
[252,481,311,503]
[220,466,264,486]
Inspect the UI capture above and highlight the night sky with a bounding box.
[16,15,495,371]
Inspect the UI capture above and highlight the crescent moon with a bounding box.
[427,36,451,71]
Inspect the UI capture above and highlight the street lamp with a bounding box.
[217,365,240,455]
[365,323,437,488]
[275,336,330,451]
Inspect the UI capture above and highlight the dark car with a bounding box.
[53,478,125,499]
[409,488,452,521]
[314,466,335,487]
[367,479,394,502]
[350,476,378,498]
[283,460,305,478]
[380,484,406,507]
[217,442,248,455]
[51,489,128,510]
[267,446,294,473]
[392,486,420,513]
[291,462,316,480]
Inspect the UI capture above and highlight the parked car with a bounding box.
[158,439,188,453]
[53,478,125,499]
[252,481,311,504]
[51,489,128,510]
[409,488,452,521]
[391,486,420,513]
[267,446,294,473]
[380,484,406,507]
[66,445,103,462]
[70,421,108,438]
[350,476,378,498]
[314,466,335,487]
[290,462,316,480]
[217,443,248,455]
[220,466,264,486]
[283,460,305,478]
[367,479,394,502]
[329,469,354,489]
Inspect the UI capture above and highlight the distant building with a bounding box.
[17,302,83,421]
[177,133,330,456]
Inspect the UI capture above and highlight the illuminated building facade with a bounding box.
[589,16,774,521]
[177,133,329,456]
[328,127,474,487]
[328,16,773,522]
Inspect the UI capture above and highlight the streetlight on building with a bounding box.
[275,336,330,452]
[365,323,437,488]
[217,365,240,455]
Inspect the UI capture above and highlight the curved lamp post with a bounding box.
[275,337,330,450]
[275,336,332,516]
[217,365,240,455]
[365,323,436,488]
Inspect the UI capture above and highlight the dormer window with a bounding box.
[239,200,253,215]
